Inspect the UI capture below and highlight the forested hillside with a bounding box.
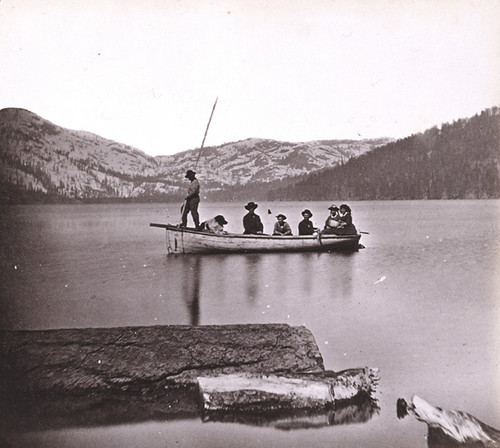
[271,107,500,200]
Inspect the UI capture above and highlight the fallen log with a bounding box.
[198,374,334,412]
[197,368,379,413]
[397,395,500,447]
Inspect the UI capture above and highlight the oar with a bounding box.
[359,231,370,234]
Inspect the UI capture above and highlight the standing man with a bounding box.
[181,169,200,229]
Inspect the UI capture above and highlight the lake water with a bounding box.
[1,200,499,448]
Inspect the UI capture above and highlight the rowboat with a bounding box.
[150,223,361,254]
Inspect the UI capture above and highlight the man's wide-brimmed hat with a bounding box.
[276,214,287,220]
[301,209,313,217]
[328,204,339,211]
[185,169,196,178]
[214,215,228,225]
[244,201,258,210]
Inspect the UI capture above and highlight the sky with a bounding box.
[1,0,500,157]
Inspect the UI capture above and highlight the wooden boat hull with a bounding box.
[150,223,361,254]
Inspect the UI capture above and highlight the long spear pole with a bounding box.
[194,97,218,171]
[181,97,218,216]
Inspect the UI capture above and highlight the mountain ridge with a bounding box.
[0,107,391,203]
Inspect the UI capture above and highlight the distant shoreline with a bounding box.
[2,196,498,207]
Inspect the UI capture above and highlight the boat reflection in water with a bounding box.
[181,256,201,326]
[163,250,357,327]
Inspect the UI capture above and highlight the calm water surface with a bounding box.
[1,200,499,448]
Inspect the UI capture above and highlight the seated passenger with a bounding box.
[201,215,228,234]
[298,209,317,235]
[273,214,292,236]
[322,204,341,234]
[243,202,264,234]
[333,204,358,235]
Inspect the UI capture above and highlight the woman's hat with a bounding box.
[276,214,287,220]
[301,209,313,217]
[328,204,339,211]
[244,201,258,210]
[214,215,228,225]
[339,204,351,212]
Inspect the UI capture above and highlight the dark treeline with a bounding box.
[0,182,76,205]
[270,107,500,200]
[208,175,307,202]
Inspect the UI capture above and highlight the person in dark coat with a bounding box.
[333,204,358,235]
[243,202,264,234]
[298,209,316,235]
